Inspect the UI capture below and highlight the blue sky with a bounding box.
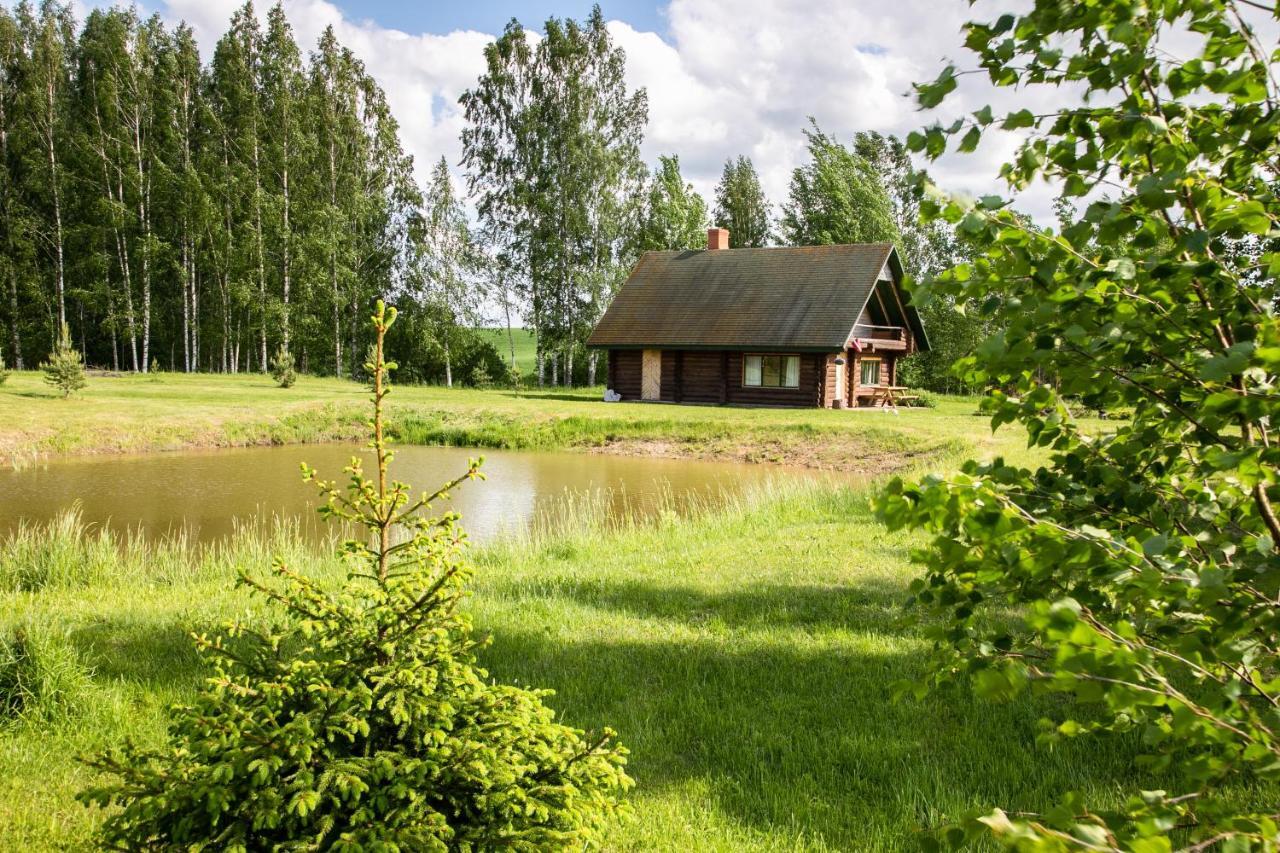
[330,1,670,39]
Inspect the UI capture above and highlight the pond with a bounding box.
[0,443,827,545]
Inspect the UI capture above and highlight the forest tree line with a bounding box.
[0,0,423,378]
[0,0,992,391]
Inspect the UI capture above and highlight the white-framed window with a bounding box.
[860,357,882,387]
[743,354,800,388]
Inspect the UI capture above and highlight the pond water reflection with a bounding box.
[0,443,823,544]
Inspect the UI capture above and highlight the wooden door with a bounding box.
[641,349,661,400]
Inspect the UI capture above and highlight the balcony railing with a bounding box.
[851,324,906,343]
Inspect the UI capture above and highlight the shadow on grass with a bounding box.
[498,391,600,403]
[68,618,204,690]
[55,575,1153,849]
[476,588,1154,848]
[486,576,916,635]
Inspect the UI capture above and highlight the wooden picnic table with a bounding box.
[865,385,918,413]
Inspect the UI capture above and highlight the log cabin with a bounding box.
[587,228,929,408]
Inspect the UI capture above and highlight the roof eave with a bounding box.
[587,342,845,353]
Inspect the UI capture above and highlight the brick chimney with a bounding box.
[707,227,730,250]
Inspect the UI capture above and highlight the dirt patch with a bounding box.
[586,436,930,475]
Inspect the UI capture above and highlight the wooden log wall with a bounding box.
[609,348,832,407]
[608,349,643,399]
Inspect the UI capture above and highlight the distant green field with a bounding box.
[474,327,537,376]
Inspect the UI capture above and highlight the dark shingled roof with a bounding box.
[587,243,928,351]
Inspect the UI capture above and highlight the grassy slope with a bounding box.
[0,483,1160,851]
[0,370,994,473]
[474,326,538,375]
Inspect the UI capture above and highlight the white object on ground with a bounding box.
[603,389,622,402]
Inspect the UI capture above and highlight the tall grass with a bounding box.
[0,506,343,593]
[487,473,853,556]
[0,626,90,724]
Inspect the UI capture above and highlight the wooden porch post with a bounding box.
[816,353,827,407]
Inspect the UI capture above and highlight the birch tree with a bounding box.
[209,3,268,372]
[0,2,456,379]
[260,2,303,353]
[161,24,205,373]
[633,154,708,252]
[306,27,359,376]
[781,121,898,247]
[460,5,646,387]
[418,157,478,387]
[15,0,74,341]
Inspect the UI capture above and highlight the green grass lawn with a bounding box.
[0,369,1011,473]
[0,481,1163,851]
[475,326,538,376]
[0,370,1160,850]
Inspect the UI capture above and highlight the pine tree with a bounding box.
[81,303,632,848]
[41,320,84,396]
[712,155,771,248]
[0,7,31,370]
[268,341,294,387]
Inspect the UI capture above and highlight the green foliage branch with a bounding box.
[712,155,772,248]
[634,154,709,252]
[782,120,899,247]
[80,302,632,849]
[878,1,1280,848]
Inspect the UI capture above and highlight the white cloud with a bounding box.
[614,0,1062,223]
[145,0,1069,223]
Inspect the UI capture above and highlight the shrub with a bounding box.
[41,323,86,398]
[0,344,9,386]
[270,344,297,388]
[80,302,631,849]
[903,389,936,408]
